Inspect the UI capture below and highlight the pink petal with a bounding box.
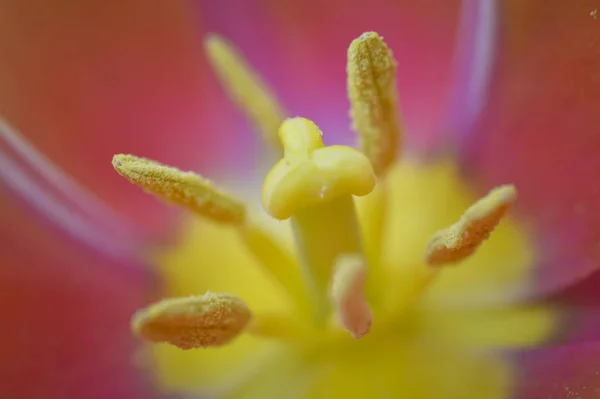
[544,270,600,344]
[460,0,600,295]
[0,190,165,398]
[0,0,226,239]
[198,0,465,151]
[515,342,600,399]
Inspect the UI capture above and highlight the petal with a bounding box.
[460,0,600,295]
[421,305,554,350]
[150,216,297,393]
[515,342,600,399]
[0,0,224,238]
[0,189,162,397]
[544,270,600,344]
[513,274,600,398]
[198,0,465,151]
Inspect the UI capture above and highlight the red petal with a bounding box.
[461,0,600,295]
[545,270,600,344]
[0,191,162,398]
[0,0,224,238]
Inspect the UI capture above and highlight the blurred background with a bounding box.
[0,0,599,398]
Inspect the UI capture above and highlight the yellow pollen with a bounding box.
[131,292,251,349]
[204,34,286,150]
[262,117,376,220]
[112,154,246,224]
[425,185,518,266]
[347,32,402,176]
[331,255,373,339]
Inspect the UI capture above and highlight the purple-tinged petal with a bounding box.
[444,0,498,138]
[197,0,464,152]
[460,0,600,295]
[515,342,600,399]
[543,270,600,344]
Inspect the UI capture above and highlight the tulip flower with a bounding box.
[3,1,600,398]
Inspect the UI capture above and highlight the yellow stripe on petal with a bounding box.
[151,217,297,392]
[132,292,251,349]
[424,305,555,349]
[204,34,286,150]
[112,154,246,224]
[347,32,402,176]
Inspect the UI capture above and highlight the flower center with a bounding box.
[117,116,517,347]
[110,31,555,397]
[113,31,520,346]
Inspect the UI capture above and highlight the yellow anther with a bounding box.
[425,185,518,266]
[131,292,251,349]
[204,34,286,150]
[347,31,402,176]
[262,117,376,220]
[331,255,373,339]
[112,154,246,224]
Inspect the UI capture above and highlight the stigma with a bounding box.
[113,32,517,346]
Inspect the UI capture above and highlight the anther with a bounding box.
[425,185,518,266]
[113,154,246,224]
[347,32,402,176]
[131,292,251,349]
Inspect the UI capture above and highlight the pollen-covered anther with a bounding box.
[262,117,376,220]
[131,292,251,350]
[425,185,518,266]
[112,154,246,224]
[331,255,373,339]
[204,34,286,150]
[347,31,402,176]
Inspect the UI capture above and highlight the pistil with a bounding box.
[292,195,364,322]
[262,117,376,325]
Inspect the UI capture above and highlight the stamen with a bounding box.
[112,154,246,224]
[331,255,373,339]
[237,222,311,315]
[425,185,517,266]
[204,34,286,150]
[347,32,402,176]
[131,292,251,349]
[355,182,388,302]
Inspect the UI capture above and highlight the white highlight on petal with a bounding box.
[0,117,142,262]
[446,0,497,134]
